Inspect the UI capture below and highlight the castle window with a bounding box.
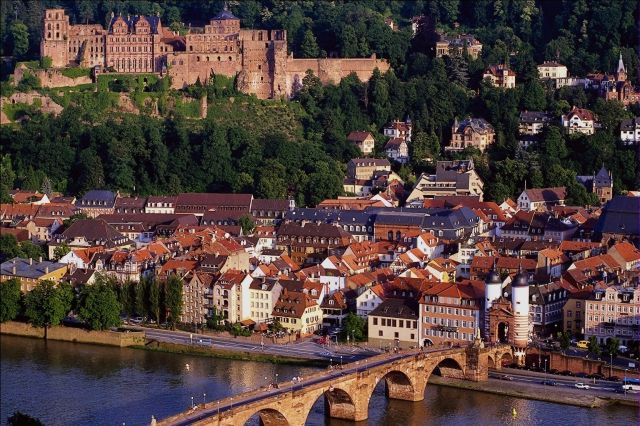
[217,56,221,61]
[258,32,263,41]
[196,56,200,62]
[258,65,261,70]
[56,23,60,30]
[190,45,193,51]
[228,56,232,61]
[48,23,51,30]
[56,32,59,38]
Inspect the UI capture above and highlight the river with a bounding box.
[1,335,636,425]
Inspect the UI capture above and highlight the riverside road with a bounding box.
[142,327,381,361]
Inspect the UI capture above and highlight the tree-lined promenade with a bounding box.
[0,274,185,335]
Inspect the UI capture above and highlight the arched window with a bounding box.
[388,231,393,240]
[395,231,401,241]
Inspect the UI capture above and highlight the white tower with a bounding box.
[484,268,502,338]
[511,268,530,364]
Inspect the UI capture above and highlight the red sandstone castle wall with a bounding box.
[167,52,242,89]
[285,55,390,97]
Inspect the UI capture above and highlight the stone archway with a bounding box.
[324,386,356,421]
[381,370,418,401]
[428,357,465,380]
[500,351,513,366]
[487,355,496,369]
[497,322,509,343]
[243,408,290,426]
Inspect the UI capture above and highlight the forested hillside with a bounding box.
[1,0,638,205]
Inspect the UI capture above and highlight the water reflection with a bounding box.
[2,335,637,426]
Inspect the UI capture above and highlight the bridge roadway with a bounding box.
[160,346,443,426]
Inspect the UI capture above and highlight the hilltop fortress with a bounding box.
[41,8,389,99]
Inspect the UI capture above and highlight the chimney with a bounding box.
[29,258,33,265]
[45,266,49,274]
[12,266,16,275]
[39,256,42,263]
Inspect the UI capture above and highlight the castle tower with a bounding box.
[484,267,502,338]
[593,165,613,204]
[511,267,530,364]
[41,9,70,67]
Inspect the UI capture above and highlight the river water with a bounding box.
[1,335,636,426]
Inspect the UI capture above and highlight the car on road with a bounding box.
[574,383,590,390]
[501,375,514,381]
[541,380,558,386]
[607,376,620,382]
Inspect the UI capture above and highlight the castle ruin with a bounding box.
[41,8,389,99]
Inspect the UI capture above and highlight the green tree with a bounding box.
[39,56,52,69]
[340,26,359,58]
[148,277,161,323]
[77,282,121,331]
[300,29,320,58]
[0,278,22,322]
[342,312,366,342]
[0,234,21,262]
[24,280,72,339]
[604,337,619,358]
[559,331,571,353]
[134,280,146,318]
[587,336,601,357]
[238,214,255,235]
[0,155,16,203]
[52,243,70,261]
[7,411,44,426]
[164,275,183,329]
[9,21,29,58]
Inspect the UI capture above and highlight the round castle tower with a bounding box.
[511,268,530,363]
[484,268,502,338]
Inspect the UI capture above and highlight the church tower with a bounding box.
[616,53,627,82]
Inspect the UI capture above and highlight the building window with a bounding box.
[378,330,383,337]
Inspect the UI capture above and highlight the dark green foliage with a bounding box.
[0,234,44,263]
[24,280,73,337]
[7,411,44,426]
[342,312,366,342]
[164,275,183,329]
[77,281,121,330]
[0,278,22,322]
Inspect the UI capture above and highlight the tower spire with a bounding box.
[617,53,626,74]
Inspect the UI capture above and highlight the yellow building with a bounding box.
[1,257,69,292]
[273,290,323,336]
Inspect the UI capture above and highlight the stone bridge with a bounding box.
[159,344,512,426]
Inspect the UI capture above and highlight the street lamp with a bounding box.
[340,355,343,368]
[275,373,279,387]
[610,352,613,379]
[330,358,332,368]
[203,393,206,406]
[190,396,194,409]
[217,401,220,416]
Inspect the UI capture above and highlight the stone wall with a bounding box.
[0,321,145,347]
[167,52,241,89]
[285,54,390,98]
[13,64,92,88]
[546,351,640,378]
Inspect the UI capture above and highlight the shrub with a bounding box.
[60,67,91,79]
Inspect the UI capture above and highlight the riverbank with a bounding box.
[139,339,329,367]
[0,321,144,347]
[428,376,638,409]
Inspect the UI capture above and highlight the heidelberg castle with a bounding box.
[40,8,389,99]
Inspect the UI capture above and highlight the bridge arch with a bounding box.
[303,385,357,424]
[499,351,513,366]
[427,356,466,380]
[243,408,290,426]
[487,354,496,369]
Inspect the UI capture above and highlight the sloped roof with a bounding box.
[523,187,567,203]
[347,131,373,142]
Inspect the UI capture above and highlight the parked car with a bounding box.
[575,383,590,390]
[130,316,144,324]
[608,376,621,382]
[587,373,605,380]
[548,369,560,375]
[575,372,589,378]
[560,370,574,376]
[541,380,558,386]
[501,375,514,381]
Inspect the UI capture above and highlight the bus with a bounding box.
[621,378,640,393]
